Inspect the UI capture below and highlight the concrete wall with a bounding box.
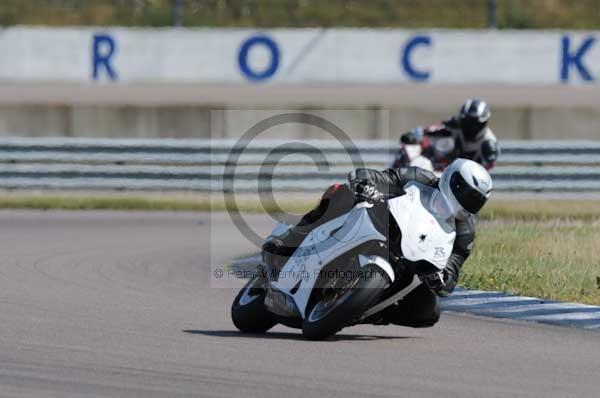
[70,106,213,138]
[1,105,599,140]
[2,26,599,141]
[3,28,600,86]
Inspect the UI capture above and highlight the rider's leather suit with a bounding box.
[263,167,477,327]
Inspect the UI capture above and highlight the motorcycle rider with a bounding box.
[263,159,492,328]
[392,98,499,171]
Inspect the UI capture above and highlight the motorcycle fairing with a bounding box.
[387,183,456,269]
[271,203,386,318]
[266,222,292,241]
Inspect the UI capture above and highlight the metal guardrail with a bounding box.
[0,137,599,192]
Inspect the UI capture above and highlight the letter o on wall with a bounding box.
[238,35,280,81]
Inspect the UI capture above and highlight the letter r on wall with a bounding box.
[92,33,118,81]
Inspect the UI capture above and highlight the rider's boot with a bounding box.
[361,286,440,327]
[358,303,401,325]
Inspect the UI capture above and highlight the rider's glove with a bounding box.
[351,181,384,202]
[348,170,384,202]
[423,268,458,297]
[436,268,458,297]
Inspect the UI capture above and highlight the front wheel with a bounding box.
[231,276,277,333]
[302,265,389,340]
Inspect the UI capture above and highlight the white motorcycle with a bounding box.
[390,128,457,176]
[231,182,457,340]
[393,143,436,172]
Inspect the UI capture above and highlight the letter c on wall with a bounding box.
[238,35,280,81]
[401,35,432,82]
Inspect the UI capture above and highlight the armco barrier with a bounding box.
[0,137,599,192]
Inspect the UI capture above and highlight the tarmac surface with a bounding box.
[1,210,599,397]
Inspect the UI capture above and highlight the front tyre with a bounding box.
[231,276,277,333]
[302,265,389,340]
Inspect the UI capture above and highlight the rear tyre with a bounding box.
[231,276,277,333]
[302,265,389,340]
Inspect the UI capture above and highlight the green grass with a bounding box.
[1,193,599,221]
[463,220,600,305]
[3,0,600,29]
[0,194,211,212]
[0,193,317,213]
[481,200,600,222]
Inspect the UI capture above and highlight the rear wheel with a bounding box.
[302,265,389,340]
[231,276,277,333]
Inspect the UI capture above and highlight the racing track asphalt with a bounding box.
[0,210,598,397]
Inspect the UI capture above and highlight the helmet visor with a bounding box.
[450,172,488,214]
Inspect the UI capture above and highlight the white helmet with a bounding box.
[439,159,492,219]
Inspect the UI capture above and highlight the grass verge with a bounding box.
[1,193,600,221]
[0,193,315,213]
[462,220,600,306]
[0,195,206,211]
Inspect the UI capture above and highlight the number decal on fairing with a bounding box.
[434,247,446,259]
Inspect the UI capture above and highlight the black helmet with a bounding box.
[459,98,491,140]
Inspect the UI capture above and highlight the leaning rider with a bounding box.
[263,159,492,328]
[392,98,499,171]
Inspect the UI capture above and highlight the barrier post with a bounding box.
[172,0,182,27]
[488,0,497,29]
